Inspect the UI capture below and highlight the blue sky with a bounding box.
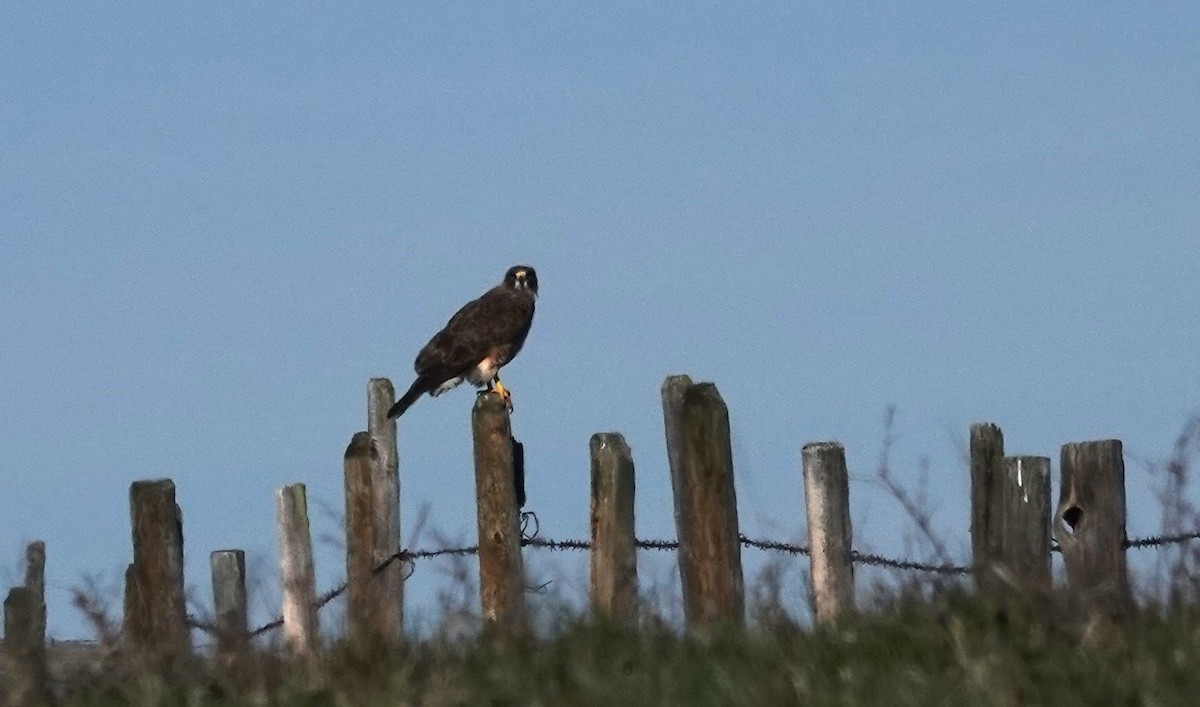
[2,4,1198,638]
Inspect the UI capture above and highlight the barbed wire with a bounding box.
[850,551,969,575]
[1126,530,1200,549]
[188,526,1200,637]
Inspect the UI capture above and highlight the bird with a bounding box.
[387,265,538,419]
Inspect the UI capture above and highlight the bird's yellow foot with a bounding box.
[493,379,513,412]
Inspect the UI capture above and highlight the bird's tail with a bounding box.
[388,378,431,419]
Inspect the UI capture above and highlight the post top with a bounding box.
[590,432,631,455]
[472,390,511,413]
[661,374,694,394]
[344,430,375,459]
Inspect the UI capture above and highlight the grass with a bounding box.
[37,588,1200,706]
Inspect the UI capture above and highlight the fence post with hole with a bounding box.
[344,430,382,646]
[662,375,744,628]
[210,550,248,655]
[472,392,526,632]
[368,378,403,641]
[276,483,319,656]
[1055,440,1131,621]
[124,479,190,663]
[803,442,855,623]
[589,432,638,623]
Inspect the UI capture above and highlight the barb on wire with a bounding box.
[635,538,680,551]
[523,537,589,551]
[739,534,810,555]
[1126,531,1200,549]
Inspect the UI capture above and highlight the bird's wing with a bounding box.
[414,286,535,382]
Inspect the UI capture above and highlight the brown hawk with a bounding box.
[387,265,538,419]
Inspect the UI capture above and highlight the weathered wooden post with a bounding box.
[985,456,1053,596]
[472,392,525,631]
[210,549,247,652]
[368,378,403,641]
[1055,440,1131,617]
[24,540,46,646]
[972,425,1053,596]
[344,430,381,646]
[124,479,189,661]
[970,422,1005,587]
[3,587,52,707]
[661,375,697,616]
[276,483,319,656]
[662,376,744,627]
[589,432,638,623]
[210,550,248,655]
[803,442,855,623]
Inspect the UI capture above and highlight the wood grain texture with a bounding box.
[675,381,744,627]
[472,393,526,632]
[3,587,52,706]
[969,422,1005,585]
[344,430,381,646]
[589,432,638,623]
[124,479,189,661]
[210,550,248,655]
[990,456,1052,595]
[803,442,855,623]
[276,483,318,656]
[1055,440,1131,614]
[368,378,403,641]
[23,540,46,646]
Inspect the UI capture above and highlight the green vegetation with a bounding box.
[49,590,1200,706]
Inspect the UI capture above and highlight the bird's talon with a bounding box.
[493,381,514,412]
[480,380,514,411]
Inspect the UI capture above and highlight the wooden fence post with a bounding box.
[210,550,248,655]
[368,378,403,641]
[969,422,1005,589]
[803,442,855,623]
[276,483,319,656]
[662,377,744,628]
[661,375,697,618]
[472,393,525,631]
[124,479,189,661]
[1055,440,1131,616]
[972,426,1054,597]
[344,430,381,646]
[24,540,46,645]
[3,587,52,706]
[978,456,1053,596]
[589,432,638,623]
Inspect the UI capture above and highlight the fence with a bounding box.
[4,373,1200,694]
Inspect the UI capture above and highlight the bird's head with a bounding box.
[504,265,538,296]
